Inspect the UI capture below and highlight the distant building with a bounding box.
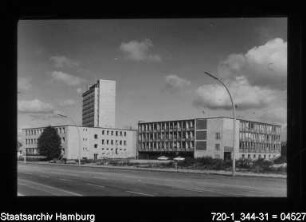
[22,125,137,160]
[137,117,281,160]
[82,79,116,128]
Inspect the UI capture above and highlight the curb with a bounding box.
[18,161,287,179]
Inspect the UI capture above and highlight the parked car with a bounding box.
[173,156,185,161]
[157,156,169,160]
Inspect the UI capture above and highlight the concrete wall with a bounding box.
[222,118,240,160]
[66,126,137,160]
[98,80,116,128]
[22,126,68,157]
[193,118,240,160]
[22,125,137,160]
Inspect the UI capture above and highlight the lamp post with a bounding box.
[57,114,81,166]
[204,71,236,176]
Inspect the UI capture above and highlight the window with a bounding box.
[124,141,127,146]
[216,132,221,140]
[102,130,104,135]
[120,140,122,145]
[111,140,113,145]
[102,139,104,145]
[107,140,109,145]
[124,132,126,137]
[94,134,98,139]
[62,137,65,142]
[196,119,207,129]
[116,131,118,136]
[242,154,245,158]
[120,131,123,136]
[215,144,220,151]
[196,131,207,140]
[196,141,207,150]
[107,131,109,135]
[94,144,98,148]
[111,131,113,136]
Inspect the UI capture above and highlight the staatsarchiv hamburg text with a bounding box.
[0,212,95,222]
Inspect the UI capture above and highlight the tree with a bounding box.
[281,141,287,157]
[37,126,62,160]
[17,141,22,151]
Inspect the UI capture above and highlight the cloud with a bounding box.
[18,77,32,92]
[193,76,278,110]
[76,88,83,94]
[259,105,287,124]
[59,99,76,106]
[18,99,55,113]
[218,38,287,90]
[51,71,85,86]
[163,75,191,93]
[50,56,79,68]
[119,39,161,62]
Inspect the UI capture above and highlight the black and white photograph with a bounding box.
[17,18,287,197]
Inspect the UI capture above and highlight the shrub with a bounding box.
[236,158,253,169]
[251,159,273,173]
[273,155,286,164]
[20,155,47,161]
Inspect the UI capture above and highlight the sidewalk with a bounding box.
[19,161,287,179]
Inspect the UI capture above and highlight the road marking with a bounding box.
[18,179,82,196]
[86,183,105,188]
[183,188,243,197]
[18,182,57,196]
[125,191,154,197]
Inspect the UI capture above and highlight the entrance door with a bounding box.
[94,153,98,161]
[224,152,232,161]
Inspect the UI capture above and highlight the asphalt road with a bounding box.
[18,163,286,197]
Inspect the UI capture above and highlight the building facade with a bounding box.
[82,79,116,128]
[22,125,137,160]
[137,117,281,160]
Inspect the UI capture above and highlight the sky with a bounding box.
[17,18,287,141]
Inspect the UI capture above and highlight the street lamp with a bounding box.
[204,71,236,176]
[57,114,81,166]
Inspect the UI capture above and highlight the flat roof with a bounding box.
[22,124,137,131]
[138,116,282,127]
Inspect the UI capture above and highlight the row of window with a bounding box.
[239,141,281,150]
[241,153,278,159]
[240,121,281,134]
[139,131,195,141]
[239,132,281,142]
[139,141,195,149]
[101,139,127,146]
[25,137,65,145]
[95,130,127,137]
[139,120,195,132]
[25,127,65,136]
[82,97,95,106]
[25,148,38,155]
[82,147,127,152]
[82,111,95,120]
[82,108,95,119]
[94,142,127,148]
